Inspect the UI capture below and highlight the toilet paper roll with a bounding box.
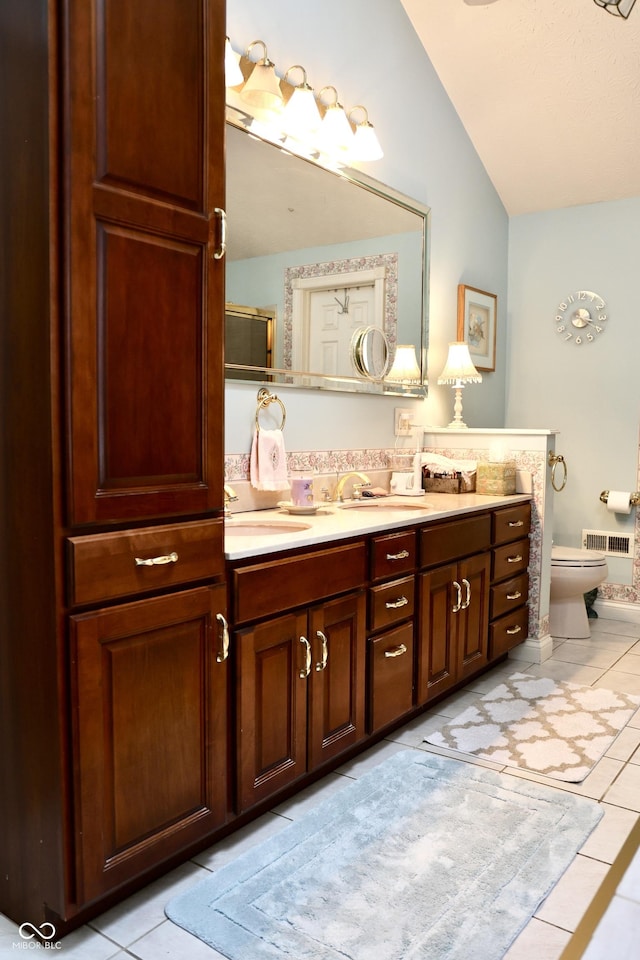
[606,490,633,515]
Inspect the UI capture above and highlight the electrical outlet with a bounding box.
[394,408,413,436]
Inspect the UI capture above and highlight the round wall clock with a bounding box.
[555,291,607,345]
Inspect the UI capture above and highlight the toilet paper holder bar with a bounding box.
[599,490,640,506]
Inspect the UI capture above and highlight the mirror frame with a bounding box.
[224,112,430,398]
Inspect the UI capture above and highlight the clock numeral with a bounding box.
[597,313,607,322]
[556,323,566,332]
[575,336,582,344]
[586,332,594,342]
[563,332,573,341]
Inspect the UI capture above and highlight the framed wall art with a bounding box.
[457,284,497,372]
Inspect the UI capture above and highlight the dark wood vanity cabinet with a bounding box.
[231,542,368,812]
[489,504,532,657]
[1,0,227,932]
[417,515,492,703]
[367,530,417,733]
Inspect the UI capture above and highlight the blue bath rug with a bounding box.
[166,750,602,959]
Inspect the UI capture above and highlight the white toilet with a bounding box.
[549,546,608,639]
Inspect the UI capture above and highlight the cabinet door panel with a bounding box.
[65,0,224,524]
[307,593,366,769]
[71,585,228,904]
[458,553,491,680]
[417,563,458,704]
[236,612,308,812]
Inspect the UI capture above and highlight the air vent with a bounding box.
[582,529,634,558]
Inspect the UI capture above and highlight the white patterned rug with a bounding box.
[425,672,640,782]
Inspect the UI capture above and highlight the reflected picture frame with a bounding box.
[457,284,497,372]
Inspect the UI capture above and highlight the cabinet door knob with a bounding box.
[508,520,524,527]
[215,613,229,662]
[315,630,328,671]
[452,580,462,613]
[507,554,523,564]
[134,551,178,567]
[386,549,410,561]
[461,578,471,609]
[299,636,312,678]
[506,590,522,601]
[213,207,227,260]
[506,624,522,636]
[385,596,409,609]
[384,643,408,659]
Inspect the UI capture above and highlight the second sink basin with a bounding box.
[225,519,312,537]
[339,500,433,511]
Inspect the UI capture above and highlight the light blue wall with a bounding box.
[507,198,640,578]
[226,0,509,454]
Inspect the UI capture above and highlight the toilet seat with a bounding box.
[551,546,606,568]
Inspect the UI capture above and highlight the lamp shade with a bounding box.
[437,342,482,385]
[241,42,284,114]
[387,344,421,383]
[282,66,321,140]
[224,37,244,88]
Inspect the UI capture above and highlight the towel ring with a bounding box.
[255,387,286,432]
[548,451,567,492]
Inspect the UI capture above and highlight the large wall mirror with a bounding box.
[225,118,430,397]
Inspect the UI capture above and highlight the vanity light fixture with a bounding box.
[593,0,637,15]
[224,37,244,88]
[437,341,482,429]
[387,344,422,384]
[317,86,354,159]
[282,65,322,142]
[240,41,284,115]
[348,106,384,162]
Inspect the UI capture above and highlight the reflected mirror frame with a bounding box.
[224,114,430,399]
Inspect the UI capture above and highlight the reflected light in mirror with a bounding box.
[387,345,421,383]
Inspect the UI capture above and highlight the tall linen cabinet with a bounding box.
[0,0,227,932]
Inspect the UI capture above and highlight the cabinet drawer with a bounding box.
[492,537,530,581]
[489,605,529,659]
[369,576,415,632]
[368,622,414,733]
[370,530,416,582]
[420,513,491,568]
[67,519,224,606]
[232,540,367,625]
[492,503,531,546]
[491,573,529,621]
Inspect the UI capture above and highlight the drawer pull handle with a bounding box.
[385,596,409,609]
[134,551,178,567]
[315,630,328,672]
[508,520,524,527]
[506,625,522,636]
[386,549,410,561]
[506,590,523,601]
[461,578,471,609]
[384,643,408,659]
[215,613,229,662]
[299,636,311,678]
[507,554,523,564]
[452,580,462,613]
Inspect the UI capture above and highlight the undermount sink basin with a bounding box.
[339,500,433,511]
[224,519,312,537]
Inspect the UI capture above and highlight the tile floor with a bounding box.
[2,616,640,959]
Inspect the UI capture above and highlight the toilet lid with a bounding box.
[551,545,606,566]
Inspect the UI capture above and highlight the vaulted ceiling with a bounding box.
[400,0,640,215]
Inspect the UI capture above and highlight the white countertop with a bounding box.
[224,492,531,561]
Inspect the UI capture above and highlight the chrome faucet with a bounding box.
[223,483,238,517]
[333,471,371,502]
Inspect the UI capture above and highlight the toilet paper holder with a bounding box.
[599,490,640,507]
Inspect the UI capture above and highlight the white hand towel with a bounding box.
[250,428,290,491]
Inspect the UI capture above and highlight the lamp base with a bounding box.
[446,420,469,429]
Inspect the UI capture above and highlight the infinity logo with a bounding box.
[18,922,57,941]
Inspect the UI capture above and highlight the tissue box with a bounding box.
[476,460,517,496]
[422,468,476,495]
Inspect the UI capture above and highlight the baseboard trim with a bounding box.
[594,599,640,625]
